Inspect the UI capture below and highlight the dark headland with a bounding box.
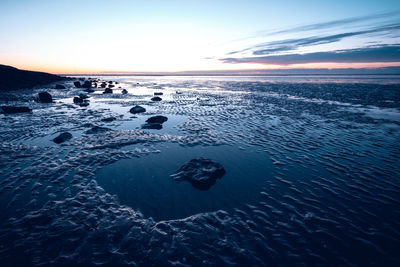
[0,64,66,91]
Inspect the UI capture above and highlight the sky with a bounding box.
[0,0,399,74]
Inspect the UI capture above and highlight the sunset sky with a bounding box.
[0,0,399,74]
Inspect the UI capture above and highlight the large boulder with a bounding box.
[53,132,72,144]
[1,106,32,114]
[170,158,226,190]
[129,105,146,114]
[38,92,53,103]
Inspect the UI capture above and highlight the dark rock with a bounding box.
[55,84,66,89]
[141,123,163,130]
[129,105,146,114]
[146,115,168,124]
[103,88,113,94]
[170,158,226,190]
[53,132,72,144]
[121,89,128,94]
[151,96,162,101]
[101,117,116,122]
[81,81,92,89]
[85,126,111,134]
[100,82,107,88]
[154,92,163,95]
[73,96,83,104]
[108,84,115,88]
[79,102,89,107]
[73,81,81,88]
[1,106,32,114]
[38,92,53,103]
[0,64,66,91]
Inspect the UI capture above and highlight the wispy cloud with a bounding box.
[262,11,400,36]
[221,11,400,66]
[221,45,400,65]
[251,24,400,56]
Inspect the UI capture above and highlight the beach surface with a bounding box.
[0,75,399,266]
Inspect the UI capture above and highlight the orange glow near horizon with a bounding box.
[3,61,400,75]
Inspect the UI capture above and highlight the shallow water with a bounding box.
[0,75,400,266]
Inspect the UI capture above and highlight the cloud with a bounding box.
[220,45,400,65]
[251,24,400,55]
[225,11,400,59]
[263,11,400,36]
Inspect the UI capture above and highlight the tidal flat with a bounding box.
[0,75,399,266]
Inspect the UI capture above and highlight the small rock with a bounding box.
[101,117,116,122]
[142,123,163,130]
[73,97,83,104]
[103,88,113,94]
[1,106,32,114]
[129,105,146,114]
[100,82,107,88]
[108,84,115,88]
[38,92,53,103]
[85,126,111,134]
[146,115,168,124]
[170,158,226,190]
[79,102,89,107]
[151,96,162,101]
[55,84,66,89]
[122,89,128,94]
[154,92,163,95]
[81,81,92,89]
[53,132,72,144]
[74,81,81,88]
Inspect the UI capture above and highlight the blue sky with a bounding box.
[0,0,399,73]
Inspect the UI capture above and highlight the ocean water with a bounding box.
[0,75,399,266]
